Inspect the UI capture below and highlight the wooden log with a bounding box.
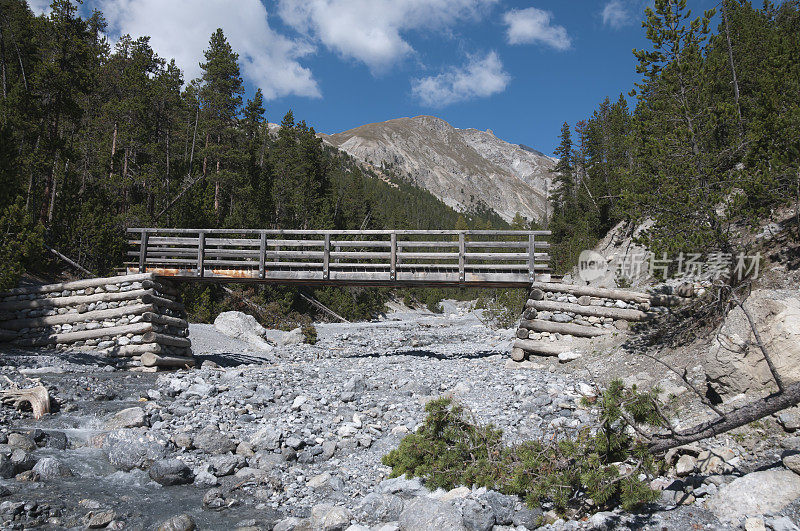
[529,288,545,300]
[650,294,683,307]
[142,331,190,348]
[140,312,188,329]
[0,273,154,297]
[518,319,612,338]
[13,322,153,347]
[107,343,164,357]
[513,339,570,356]
[0,329,17,341]
[522,308,537,320]
[525,299,649,321]
[141,279,178,297]
[515,328,529,339]
[0,304,155,331]
[528,281,650,304]
[0,289,153,312]
[141,352,195,368]
[140,293,184,312]
[510,347,526,362]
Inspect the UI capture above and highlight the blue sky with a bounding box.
[33,0,720,154]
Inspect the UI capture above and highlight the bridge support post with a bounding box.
[458,232,466,283]
[528,233,536,283]
[259,232,266,279]
[138,230,149,273]
[197,231,205,278]
[390,232,397,281]
[323,234,330,280]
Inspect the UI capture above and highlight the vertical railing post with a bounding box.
[390,232,397,281]
[259,231,266,279]
[528,233,536,282]
[323,233,330,280]
[458,232,466,283]
[138,229,149,273]
[197,231,206,278]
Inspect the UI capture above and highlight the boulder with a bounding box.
[460,498,494,531]
[32,457,73,480]
[104,428,169,471]
[310,504,351,531]
[149,459,194,486]
[6,433,36,452]
[194,428,236,455]
[157,513,196,531]
[706,290,800,399]
[213,311,272,349]
[706,470,800,523]
[105,407,146,429]
[0,454,14,479]
[398,497,465,531]
[356,493,404,525]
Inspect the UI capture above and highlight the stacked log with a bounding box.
[511,282,672,361]
[0,273,193,370]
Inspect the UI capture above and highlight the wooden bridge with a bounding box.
[126,228,551,288]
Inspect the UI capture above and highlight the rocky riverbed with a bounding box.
[1,302,800,530]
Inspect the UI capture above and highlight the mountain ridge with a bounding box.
[320,115,554,223]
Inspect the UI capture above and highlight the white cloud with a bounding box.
[411,51,509,107]
[97,0,320,99]
[278,0,497,73]
[503,7,571,50]
[601,0,632,29]
[26,0,51,14]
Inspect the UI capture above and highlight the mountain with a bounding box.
[321,116,554,223]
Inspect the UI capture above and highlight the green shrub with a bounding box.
[382,381,662,515]
[302,323,318,344]
[0,201,45,290]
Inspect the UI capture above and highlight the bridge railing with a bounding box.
[126,228,551,287]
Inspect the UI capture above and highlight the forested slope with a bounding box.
[0,0,506,303]
[546,0,800,274]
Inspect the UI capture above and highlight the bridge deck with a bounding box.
[127,228,551,288]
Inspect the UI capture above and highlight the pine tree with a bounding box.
[199,28,243,222]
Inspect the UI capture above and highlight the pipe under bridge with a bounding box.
[127,228,551,288]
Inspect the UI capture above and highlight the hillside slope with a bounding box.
[321,116,553,222]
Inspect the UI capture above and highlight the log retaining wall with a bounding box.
[0,273,193,370]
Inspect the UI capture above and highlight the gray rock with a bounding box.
[86,509,116,528]
[460,498,494,531]
[783,454,800,475]
[105,407,146,429]
[43,431,67,450]
[208,454,244,476]
[105,429,169,471]
[378,477,428,498]
[479,491,515,526]
[766,516,800,531]
[251,426,281,451]
[6,433,36,451]
[149,458,194,486]
[322,440,337,460]
[399,497,465,531]
[157,513,196,531]
[10,449,36,473]
[194,428,236,455]
[707,470,800,523]
[310,504,351,531]
[32,457,73,480]
[511,506,543,530]
[0,454,14,479]
[356,493,404,525]
[214,311,272,349]
[273,517,311,531]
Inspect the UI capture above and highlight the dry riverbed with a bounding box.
[0,303,797,530]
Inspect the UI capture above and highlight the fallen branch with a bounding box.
[1,376,50,419]
[299,290,349,323]
[647,381,800,453]
[44,245,93,277]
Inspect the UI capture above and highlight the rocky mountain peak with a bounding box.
[321,116,554,223]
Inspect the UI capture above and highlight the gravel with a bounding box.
[0,301,796,529]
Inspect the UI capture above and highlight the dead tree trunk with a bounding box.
[648,382,800,453]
